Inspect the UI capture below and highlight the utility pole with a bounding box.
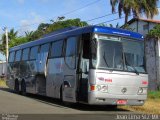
[4,27,9,63]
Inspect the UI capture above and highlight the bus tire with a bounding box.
[107,105,117,109]
[21,80,26,95]
[14,79,19,93]
[60,85,63,102]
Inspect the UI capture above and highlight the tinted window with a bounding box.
[65,37,77,69]
[50,40,63,58]
[30,46,39,60]
[66,37,77,57]
[40,44,50,53]
[9,52,15,62]
[15,50,22,61]
[22,48,29,61]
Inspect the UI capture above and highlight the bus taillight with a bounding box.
[90,85,96,91]
[142,81,148,85]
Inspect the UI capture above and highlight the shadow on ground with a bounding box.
[0,87,129,112]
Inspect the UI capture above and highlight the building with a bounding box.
[126,18,160,36]
[126,18,160,90]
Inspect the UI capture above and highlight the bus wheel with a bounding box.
[14,79,19,93]
[21,80,26,95]
[60,85,63,102]
[107,105,117,109]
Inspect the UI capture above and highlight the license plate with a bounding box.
[117,100,127,105]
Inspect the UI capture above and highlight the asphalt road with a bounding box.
[0,88,138,120]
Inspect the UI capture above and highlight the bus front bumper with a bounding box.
[88,92,147,105]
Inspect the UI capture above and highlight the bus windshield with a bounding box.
[91,35,146,73]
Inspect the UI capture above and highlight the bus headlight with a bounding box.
[96,85,108,93]
[138,87,147,95]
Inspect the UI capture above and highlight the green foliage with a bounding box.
[45,18,88,34]
[148,91,160,99]
[27,18,88,40]
[9,37,29,48]
[148,24,160,38]
[110,0,159,23]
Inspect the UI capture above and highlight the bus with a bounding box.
[7,26,148,106]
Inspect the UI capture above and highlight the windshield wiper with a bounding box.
[125,59,139,75]
[103,52,109,68]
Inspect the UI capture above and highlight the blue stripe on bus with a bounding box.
[93,26,143,40]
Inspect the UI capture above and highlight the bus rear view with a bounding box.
[80,27,148,105]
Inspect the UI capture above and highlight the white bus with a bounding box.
[7,26,148,106]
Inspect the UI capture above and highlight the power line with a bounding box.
[93,5,160,25]
[9,3,160,32]
[86,12,118,22]
[94,16,126,25]
[59,0,102,16]
[13,0,102,30]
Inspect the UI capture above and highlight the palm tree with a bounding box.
[110,0,159,24]
[8,28,18,40]
[25,31,34,41]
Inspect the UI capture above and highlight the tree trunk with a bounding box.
[124,14,128,24]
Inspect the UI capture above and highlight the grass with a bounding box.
[148,91,160,99]
[119,91,160,114]
[0,79,8,88]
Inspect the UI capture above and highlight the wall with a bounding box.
[129,21,157,36]
[145,37,160,90]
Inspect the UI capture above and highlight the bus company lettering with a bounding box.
[98,77,112,83]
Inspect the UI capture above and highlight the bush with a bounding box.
[148,24,160,38]
[148,91,160,99]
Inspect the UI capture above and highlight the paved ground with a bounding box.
[0,88,138,120]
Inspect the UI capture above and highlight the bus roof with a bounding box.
[10,26,144,51]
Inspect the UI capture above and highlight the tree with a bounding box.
[109,23,119,28]
[46,18,88,34]
[25,31,34,41]
[110,0,159,24]
[0,28,18,54]
[8,28,18,40]
[148,24,160,38]
[9,37,29,48]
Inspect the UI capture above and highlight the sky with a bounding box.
[0,0,160,60]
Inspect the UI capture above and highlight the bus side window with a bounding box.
[50,40,63,58]
[30,46,39,60]
[40,43,50,53]
[65,37,77,69]
[9,51,15,63]
[15,50,22,62]
[22,48,29,61]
